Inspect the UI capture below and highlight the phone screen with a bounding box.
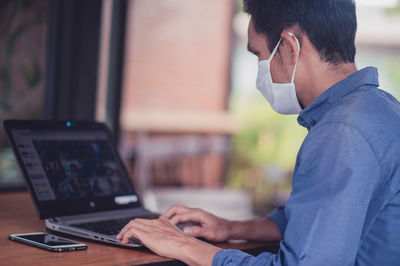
[18,233,79,246]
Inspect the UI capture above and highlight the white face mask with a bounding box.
[256,32,302,115]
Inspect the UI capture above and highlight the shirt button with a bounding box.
[310,120,316,126]
[299,252,306,260]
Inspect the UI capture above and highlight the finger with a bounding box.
[182,225,205,237]
[121,226,146,245]
[117,218,153,240]
[161,205,189,219]
[161,205,185,219]
[120,220,155,244]
[158,216,173,225]
[170,209,206,224]
[117,219,136,239]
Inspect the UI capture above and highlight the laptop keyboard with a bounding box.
[72,213,159,235]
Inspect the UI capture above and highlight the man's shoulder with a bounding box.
[316,86,400,165]
[321,86,400,133]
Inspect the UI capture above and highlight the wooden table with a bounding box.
[0,192,279,265]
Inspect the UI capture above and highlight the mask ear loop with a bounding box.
[288,32,301,83]
[268,38,283,60]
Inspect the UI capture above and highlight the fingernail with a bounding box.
[183,228,192,234]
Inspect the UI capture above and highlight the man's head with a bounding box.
[244,0,357,64]
[245,0,358,109]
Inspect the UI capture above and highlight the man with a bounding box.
[117,0,400,265]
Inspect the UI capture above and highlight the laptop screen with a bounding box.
[4,120,141,219]
[12,129,135,201]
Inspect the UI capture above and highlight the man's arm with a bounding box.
[229,218,282,241]
[162,205,282,242]
[116,208,282,266]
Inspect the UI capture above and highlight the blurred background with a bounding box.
[1,0,400,220]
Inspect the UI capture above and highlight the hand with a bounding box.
[161,205,232,242]
[116,218,220,265]
[117,218,188,257]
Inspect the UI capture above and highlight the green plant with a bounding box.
[226,94,307,213]
[385,0,400,14]
[384,56,400,100]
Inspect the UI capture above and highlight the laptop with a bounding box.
[3,119,159,248]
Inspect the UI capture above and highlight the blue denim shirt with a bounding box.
[213,67,400,266]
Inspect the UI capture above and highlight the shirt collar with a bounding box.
[297,67,379,129]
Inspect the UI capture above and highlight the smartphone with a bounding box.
[9,232,87,252]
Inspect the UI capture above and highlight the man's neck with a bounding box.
[301,61,357,108]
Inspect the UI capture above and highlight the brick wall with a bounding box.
[119,0,236,190]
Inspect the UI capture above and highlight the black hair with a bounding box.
[243,0,357,64]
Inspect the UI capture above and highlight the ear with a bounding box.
[281,31,300,65]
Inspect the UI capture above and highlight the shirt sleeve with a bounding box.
[267,206,287,238]
[213,123,381,266]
